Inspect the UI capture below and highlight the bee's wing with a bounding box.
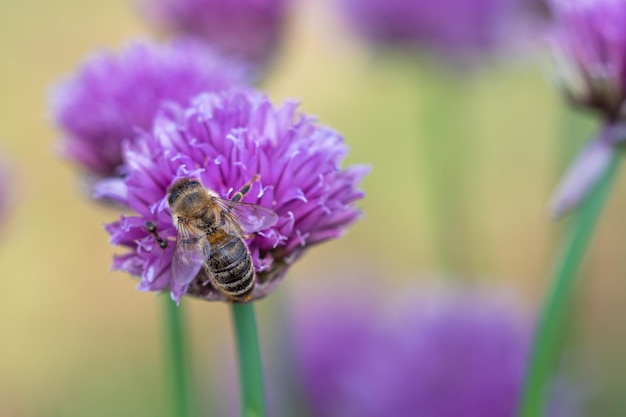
[171,220,210,292]
[212,197,279,236]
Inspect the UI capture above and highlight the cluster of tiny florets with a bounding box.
[102,90,368,302]
[51,38,247,181]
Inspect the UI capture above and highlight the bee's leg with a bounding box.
[145,221,168,249]
[230,174,261,203]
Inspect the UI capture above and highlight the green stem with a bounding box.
[517,151,620,417]
[231,303,266,417]
[162,297,194,417]
[418,64,474,274]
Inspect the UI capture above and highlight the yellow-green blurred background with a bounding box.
[2,0,626,415]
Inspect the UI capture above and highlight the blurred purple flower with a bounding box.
[51,38,247,181]
[551,0,626,119]
[549,0,626,216]
[292,289,578,417]
[141,0,291,69]
[337,0,538,62]
[0,156,10,231]
[102,89,369,303]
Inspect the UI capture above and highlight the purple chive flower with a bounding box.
[51,38,247,182]
[337,0,537,62]
[141,0,291,68]
[549,0,626,216]
[102,89,369,303]
[292,288,579,417]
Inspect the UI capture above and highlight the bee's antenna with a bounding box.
[145,221,168,249]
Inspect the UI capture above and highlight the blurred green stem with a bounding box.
[517,151,620,417]
[162,297,194,417]
[552,107,593,240]
[420,66,473,274]
[231,303,266,417]
[268,287,312,417]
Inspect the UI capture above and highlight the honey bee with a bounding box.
[167,175,278,302]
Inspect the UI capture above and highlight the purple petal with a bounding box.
[549,125,621,217]
[92,177,129,205]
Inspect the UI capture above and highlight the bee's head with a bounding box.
[167,178,203,207]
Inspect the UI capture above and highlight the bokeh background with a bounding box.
[2,0,626,415]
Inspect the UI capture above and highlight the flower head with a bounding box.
[338,0,536,63]
[102,89,368,303]
[548,0,626,216]
[141,0,291,68]
[51,38,247,180]
[292,288,578,417]
[551,0,626,119]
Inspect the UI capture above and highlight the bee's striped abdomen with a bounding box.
[207,236,255,300]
